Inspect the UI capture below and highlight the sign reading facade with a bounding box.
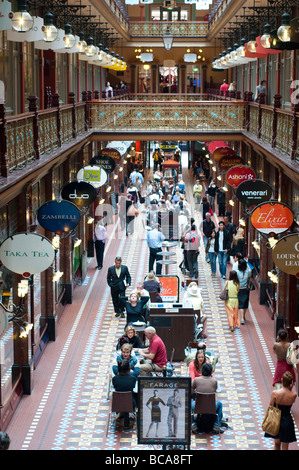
[37,200,81,233]
[272,233,299,277]
[226,165,256,188]
[250,202,294,235]
[0,233,55,277]
[236,179,273,206]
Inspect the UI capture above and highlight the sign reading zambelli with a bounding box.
[0,233,55,277]
[236,179,273,206]
[250,202,294,235]
[37,200,81,233]
[272,234,299,277]
[61,181,97,209]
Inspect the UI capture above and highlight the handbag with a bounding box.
[247,278,255,291]
[262,396,281,436]
[286,342,299,365]
[219,286,228,301]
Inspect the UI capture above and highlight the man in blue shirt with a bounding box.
[146,223,165,275]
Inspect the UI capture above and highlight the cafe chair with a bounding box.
[106,391,134,435]
[194,310,207,340]
[194,392,220,434]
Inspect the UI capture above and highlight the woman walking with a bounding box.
[264,371,297,450]
[224,270,240,332]
[235,258,250,324]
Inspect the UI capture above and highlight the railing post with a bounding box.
[257,92,265,139]
[244,91,253,132]
[68,92,77,139]
[271,94,281,149]
[0,102,8,177]
[291,102,299,161]
[28,95,40,160]
[52,93,61,147]
[81,91,89,131]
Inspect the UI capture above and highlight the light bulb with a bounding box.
[260,24,271,49]
[247,40,257,53]
[42,12,58,42]
[63,25,76,49]
[11,11,34,32]
[277,12,291,42]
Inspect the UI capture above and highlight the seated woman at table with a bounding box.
[119,291,150,327]
[112,343,140,377]
[144,271,162,302]
[112,359,137,429]
[189,348,207,381]
[117,325,144,350]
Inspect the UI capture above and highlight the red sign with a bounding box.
[208,141,228,154]
[213,146,236,163]
[250,202,294,235]
[226,165,256,188]
[157,276,179,302]
[218,154,243,171]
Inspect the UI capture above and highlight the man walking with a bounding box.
[107,256,131,318]
[215,221,231,278]
[94,220,107,270]
[146,223,165,275]
[200,212,215,261]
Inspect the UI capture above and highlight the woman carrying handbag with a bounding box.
[264,371,297,450]
[224,270,240,332]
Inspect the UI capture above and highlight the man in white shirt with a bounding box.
[214,221,231,279]
[94,221,107,270]
[146,223,165,275]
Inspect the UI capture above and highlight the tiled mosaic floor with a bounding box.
[6,167,299,451]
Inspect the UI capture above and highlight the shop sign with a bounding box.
[37,200,81,233]
[226,165,256,188]
[61,181,97,209]
[0,233,55,277]
[89,154,116,174]
[236,179,273,206]
[0,0,12,31]
[77,165,107,188]
[218,154,243,172]
[213,146,235,163]
[250,202,294,235]
[99,148,121,163]
[0,309,8,336]
[272,234,299,277]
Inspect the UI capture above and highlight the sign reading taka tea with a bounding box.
[250,202,294,235]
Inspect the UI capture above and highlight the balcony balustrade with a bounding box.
[0,93,298,180]
[129,21,208,38]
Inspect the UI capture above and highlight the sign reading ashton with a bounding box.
[272,234,299,277]
[250,202,294,235]
[0,233,55,277]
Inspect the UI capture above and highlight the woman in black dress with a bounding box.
[265,371,297,450]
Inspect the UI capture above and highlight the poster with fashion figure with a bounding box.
[137,377,191,445]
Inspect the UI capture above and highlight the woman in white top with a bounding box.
[234,258,250,324]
